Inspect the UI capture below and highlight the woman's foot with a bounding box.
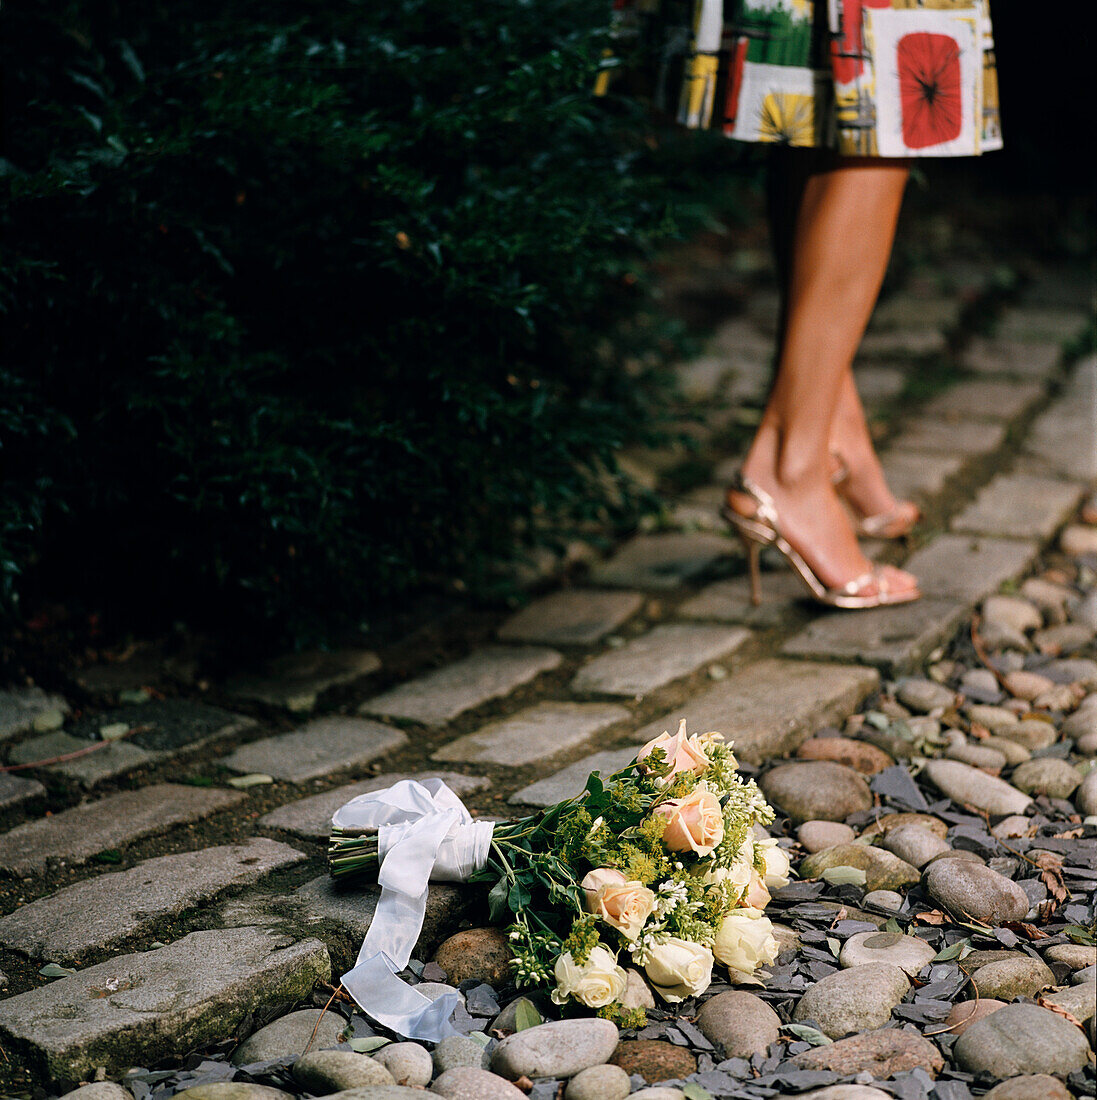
[724,456,919,603]
[830,448,921,538]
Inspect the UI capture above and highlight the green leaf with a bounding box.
[348,1036,389,1053]
[584,772,604,798]
[99,722,130,741]
[1063,924,1097,946]
[508,880,532,911]
[820,866,867,886]
[683,1085,713,1100]
[884,918,902,934]
[488,877,509,923]
[514,998,541,1031]
[826,936,840,958]
[39,963,77,978]
[783,1023,832,1046]
[465,1031,491,1048]
[93,849,123,864]
[933,939,971,962]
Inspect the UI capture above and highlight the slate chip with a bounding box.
[873,765,931,811]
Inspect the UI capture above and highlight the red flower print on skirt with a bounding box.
[831,0,891,84]
[897,31,963,149]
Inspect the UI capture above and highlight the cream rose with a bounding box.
[580,866,627,908]
[713,906,779,984]
[655,787,724,858]
[550,945,628,1008]
[636,718,714,779]
[581,868,656,941]
[756,837,792,891]
[744,868,771,910]
[643,937,714,1003]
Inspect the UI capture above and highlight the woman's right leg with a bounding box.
[727,154,917,595]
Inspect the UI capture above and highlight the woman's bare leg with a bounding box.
[727,154,915,591]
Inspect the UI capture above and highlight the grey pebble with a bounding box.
[430,1067,525,1099]
[563,1063,630,1100]
[372,1043,433,1087]
[431,1035,489,1074]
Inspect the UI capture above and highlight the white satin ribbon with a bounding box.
[333,778,494,1041]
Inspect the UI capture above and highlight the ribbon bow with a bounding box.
[335,778,495,1041]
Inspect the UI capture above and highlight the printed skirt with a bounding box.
[598,0,1003,158]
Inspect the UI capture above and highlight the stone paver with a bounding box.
[996,307,1091,344]
[951,474,1085,539]
[878,451,964,502]
[858,329,947,358]
[0,928,330,1085]
[0,686,68,742]
[962,338,1062,378]
[360,645,563,725]
[7,731,157,787]
[224,648,381,712]
[219,716,407,782]
[677,569,810,628]
[496,589,644,646]
[781,598,970,676]
[0,838,306,960]
[707,318,776,360]
[854,365,906,408]
[674,355,732,401]
[432,701,629,766]
[902,535,1039,604]
[870,295,962,332]
[1020,357,1097,482]
[510,746,639,807]
[630,659,880,764]
[586,532,734,590]
[260,771,492,839]
[570,623,751,698]
[886,417,1007,457]
[290,877,475,964]
[922,379,1044,422]
[0,784,245,877]
[0,772,47,812]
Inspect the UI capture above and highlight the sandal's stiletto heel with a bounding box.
[830,452,921,540]
[721,473,920,610]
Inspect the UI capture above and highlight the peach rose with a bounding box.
[655,787,724,858]
[637,718,717,780]
[581,868,656,941]
[744,868,771,910]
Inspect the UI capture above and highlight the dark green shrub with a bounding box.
[0,0,747,645]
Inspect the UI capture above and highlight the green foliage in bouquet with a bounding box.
[329,721,790,1018]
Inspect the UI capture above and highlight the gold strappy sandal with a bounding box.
[720,473,921,610]
[830,453,921,540]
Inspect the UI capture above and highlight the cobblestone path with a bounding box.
[1,234,1094,1098]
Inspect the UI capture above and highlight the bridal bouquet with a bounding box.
[328,720,787,1020]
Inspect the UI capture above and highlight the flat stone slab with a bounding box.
[7,731,159,787]
[290,877,475,967]
[586,532,734,590]
[0,784,245,877]
[886,417,1007,457]
[674,354,733,402]
[996,307,1091,343]
[922,379,1044,422]
[224,648,381,712]
[902,535,1039,604]
[858,328,947,358]
[432,701,629,766]
[677,570,811,629]
[260,771,491,839]
[220,716,407,782]
[962,338,1062,378]
[853,365,906,408]
[782,598,970,676]
[360,645,562,725]
[509,746,639,807]
[0,927,330,1085]
[570,624,752,698]
[0,686,68,742]
[0,838,306,960]
[496,589,644,646]
[10,700,258,787]
[630,658,880,764]
[0,772,46,812]
[870,295,962,332]
[878,451,963,502]
[1020,358,1097,481]
[951,474,1085,539]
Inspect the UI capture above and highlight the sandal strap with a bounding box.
[729,472,780,528]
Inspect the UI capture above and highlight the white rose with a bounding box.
[756,837,791,890]
[643,937,713,1003]
[713,907,779,984]
[550,945,627,1008]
